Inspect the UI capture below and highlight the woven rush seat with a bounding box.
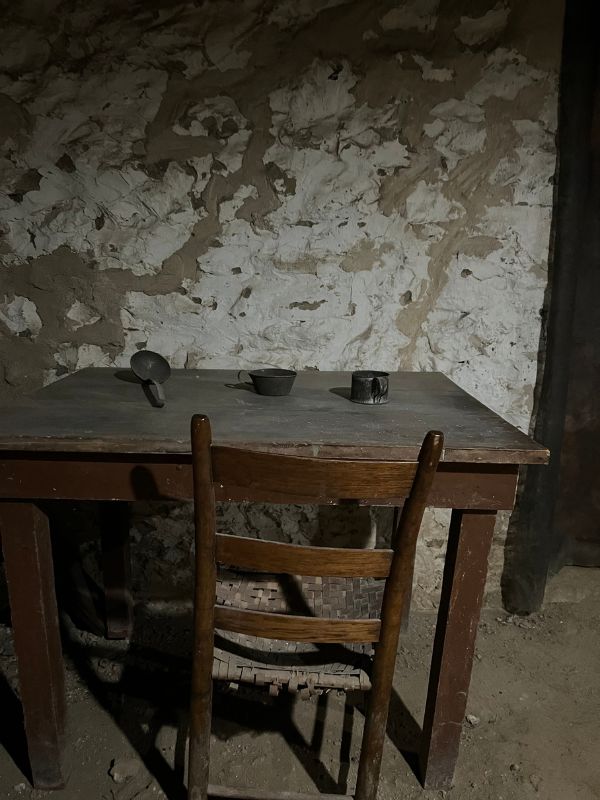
[212,568,386,695]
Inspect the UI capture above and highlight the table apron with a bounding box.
[0,457,518,510]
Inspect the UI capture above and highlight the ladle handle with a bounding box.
[151,380,165,408]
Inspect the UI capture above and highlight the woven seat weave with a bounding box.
[212,568,385,696]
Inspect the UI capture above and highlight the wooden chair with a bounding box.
[188,414,443,800]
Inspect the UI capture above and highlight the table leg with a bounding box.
[99,502,133,639]
[0,502,66,789]
[419,509,496,789]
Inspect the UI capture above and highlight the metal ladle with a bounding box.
[130,350,171,408]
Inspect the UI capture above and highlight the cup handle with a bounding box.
[373,376,386,402]
[237,370,250,384]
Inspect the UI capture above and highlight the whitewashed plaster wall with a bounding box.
[0,0,563,607]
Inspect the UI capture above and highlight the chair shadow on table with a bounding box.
[55,464,423,799]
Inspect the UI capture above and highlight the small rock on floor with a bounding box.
[109,757,142,784]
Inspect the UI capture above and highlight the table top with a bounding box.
[0,369,548,464]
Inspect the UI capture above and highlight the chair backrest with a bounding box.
[190,414,443,646]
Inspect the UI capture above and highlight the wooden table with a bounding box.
[0,369,548,791]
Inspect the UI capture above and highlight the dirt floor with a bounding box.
[1,567,599,800]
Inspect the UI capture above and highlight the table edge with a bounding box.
[0,436,550,465]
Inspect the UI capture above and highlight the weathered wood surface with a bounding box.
[214,606,381,643]
[420,509,496,789]
[211,446,418,498]
[0,456,520,510]
[216,533,394,577]
[0,503,66,789]
[0,368,548,464]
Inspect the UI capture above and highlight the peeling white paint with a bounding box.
[406,180,464,224]
[427,98,487,172]
[467,49,545,104]
[174,96,247,138]
[268,0,352,29]
[0,65,207,275]
[380,0,440,32]
[174,96,251,175]
[219,185,258,223]
[431,99,485,122]
[54,343,112,372]
[0,295,42,337]
[66,301,101,330]
[413,54,453,82]
[205,17,254,71]
[270,60,357,135]
[455,4,510,47]
[1,162,200,275]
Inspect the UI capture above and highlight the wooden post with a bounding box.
[0,502,66,789]
[503,0,598,612]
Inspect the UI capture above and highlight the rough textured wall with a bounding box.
[0,0,563,607]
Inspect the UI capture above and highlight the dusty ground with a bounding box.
[1,567,599,800]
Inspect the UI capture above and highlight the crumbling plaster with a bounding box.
[0,0,563,607]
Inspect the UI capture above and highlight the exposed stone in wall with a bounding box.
[0,0,563,607]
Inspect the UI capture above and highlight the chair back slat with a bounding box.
[211,447,417,501]
[216,534,393,578]
[214,606,381,644]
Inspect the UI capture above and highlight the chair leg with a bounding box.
[188,626,214,800]
[354,684,389,800]
[189,415,218,800]
[354,508,409,800]
[338,694,355,794]
[354,636,400,800]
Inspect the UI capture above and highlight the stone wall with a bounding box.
[0,0,563,607]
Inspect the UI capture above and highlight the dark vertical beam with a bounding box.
[503,0,598,614]
[554,55,600,567]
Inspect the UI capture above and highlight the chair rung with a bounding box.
[214,606,380,643]
[208,784,353,800]
[216,534,392,577]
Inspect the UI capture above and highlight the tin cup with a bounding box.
[238,368,297,396]
[350,370,389,404]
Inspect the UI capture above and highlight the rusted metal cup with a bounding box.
[350,371,389,404]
